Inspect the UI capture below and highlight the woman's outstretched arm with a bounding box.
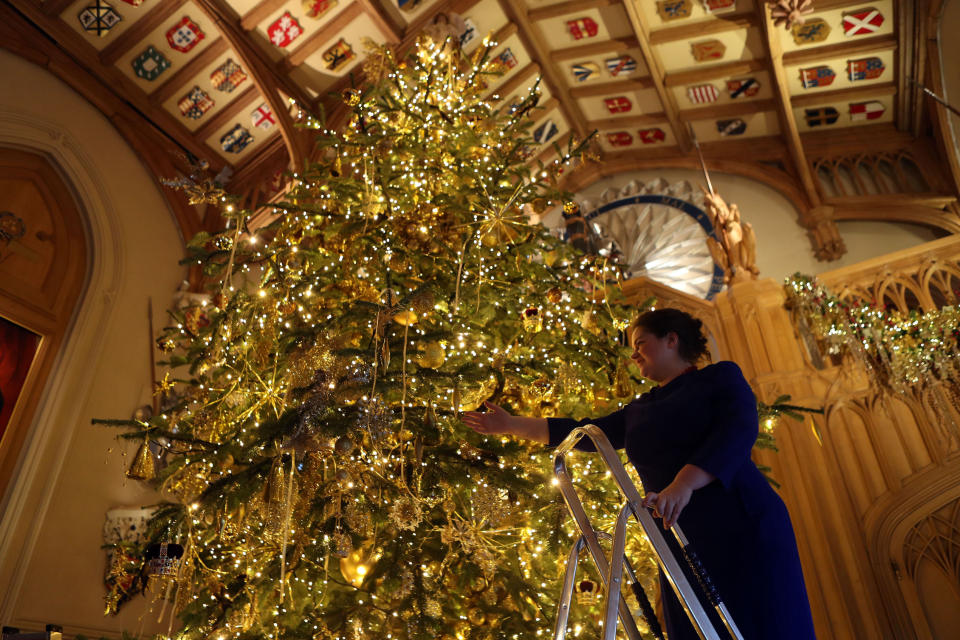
[462,401,549,444]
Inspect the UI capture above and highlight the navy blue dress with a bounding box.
[547,361,816,640]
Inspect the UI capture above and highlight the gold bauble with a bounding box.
[416,341,446,368]
[126,440,155,481]
[467,607,486,625]
[339,539,377,587]
[342,88,361,107]
[334,435,355,455]
[546,287,562,304]
[335,468,354,490]
[562,201,580,215]
[393,309,418,326]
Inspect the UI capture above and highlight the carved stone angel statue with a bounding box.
[703,188,759,285]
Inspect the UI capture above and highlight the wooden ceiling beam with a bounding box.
[151,37,230,106]
[789,82,897,108]
[551,36,640,63]
[567,145,807,215]
[527,0,620,22]
[679,98,777,121]
[754,2,850,258]
[664,59,766,87]
[698,133,787,160]
[282,2,366,71]
[41,0,74,17]
[587,113,669,129]
[756,2,819,206]
[496,0,590,139]
[782,34,897,66]
[193,83,260,142]
[487,62,540,103]
[358,0,404,44]
[240,0,288,32]
[569,77,654,98]
[800,122,911,152]
[618,0,691,150]
[99,0,188,66]
[831,200,960,234]
[648,12,758,45]
[531,96,561,122]
[196,0,311,173]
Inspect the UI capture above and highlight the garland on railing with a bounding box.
[784,274,960,395]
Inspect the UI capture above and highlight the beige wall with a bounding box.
[0,50,184,637]
[560,168,940,284]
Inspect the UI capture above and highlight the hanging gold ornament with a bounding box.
[342,88,361,107]
[393,309,418,326]
[126,440,155,481]
[264,458,286,504]
[575,578,600,605]
[522,306,543,333]
[331,530,352,558]
[467,607,487,625]
[416,341,446,368]
[389,495,423,531]
[334,435,355,456]
[546,287,563,304]
[339,538,378,587]
[335,468,354,490]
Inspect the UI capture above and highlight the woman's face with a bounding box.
[629,327,677,382]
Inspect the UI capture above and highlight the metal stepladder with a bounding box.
[552,425,745,640]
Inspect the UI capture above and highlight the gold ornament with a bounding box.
[126,440,155,481]
[342,88,361,107]
[331,530,352,558]
[562,201,580,215]
[334,435,355,455]
[467,607,486,625]
[522,306,543,333]
[335,468,354,490]
[531,198,548,214]
[389,495,423,531]
[339,539,377,587]
[264,458,286,504]
[392,309,418,326]
[156,336,176,353]
[575,578,600,605]
[546,287,562,304]
[416,341,445,368]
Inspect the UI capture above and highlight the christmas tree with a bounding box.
[100,33,655,640]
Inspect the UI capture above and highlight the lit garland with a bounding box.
[785,274,960,394]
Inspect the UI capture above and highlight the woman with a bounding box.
[463,308,816,640]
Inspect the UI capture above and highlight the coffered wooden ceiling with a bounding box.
[3,0,959,259]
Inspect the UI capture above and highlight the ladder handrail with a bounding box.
[553,424,743,640]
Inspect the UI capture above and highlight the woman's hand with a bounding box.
[462,401,515,436]
[642,481,693,529]
[642,464,715,529]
